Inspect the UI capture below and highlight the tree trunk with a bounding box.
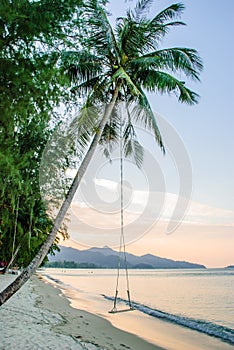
[0,86,119,306]
[4,244,21,274]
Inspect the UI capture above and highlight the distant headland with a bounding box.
[47,246,206,269]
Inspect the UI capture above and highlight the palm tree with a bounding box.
[0,0,202,305]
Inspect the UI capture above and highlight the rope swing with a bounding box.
[109,115,134,314]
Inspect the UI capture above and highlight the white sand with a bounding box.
[1,274,232,350]
[40,273,234,350]
[0,275,103,350]
[0,274,163,350]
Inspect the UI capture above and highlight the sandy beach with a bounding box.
[0,273,233,350]
[0,274,164,350]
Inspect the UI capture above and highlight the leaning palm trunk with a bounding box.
[0,86,119,306]
[0,0,203,306]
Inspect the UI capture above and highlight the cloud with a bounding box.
[70,178,234,226]
[62,179,234,267]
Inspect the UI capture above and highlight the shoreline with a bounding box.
[1,272,233,350]
[39,270,234,350]
[0,273,164,350]
[35,273,165,350]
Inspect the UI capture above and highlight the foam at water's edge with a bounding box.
[104,295,234,345]
[41,274,234,346]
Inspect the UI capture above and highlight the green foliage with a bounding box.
[62,0,203,163]
[45,260,100,269]
[0,0,83,268]
[0,0,203,269]
[0,127,56,266]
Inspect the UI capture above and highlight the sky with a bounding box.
[106,0,234,211]
[53,0,234,268]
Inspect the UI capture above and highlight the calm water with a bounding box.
[41,268,234,346]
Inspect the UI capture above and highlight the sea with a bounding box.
[41,268,234,349]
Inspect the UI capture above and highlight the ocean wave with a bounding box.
[104,295,234,345]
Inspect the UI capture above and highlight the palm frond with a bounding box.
[99,120,120,159]
[62,50,103,84]
[143,4,186,49]
[153,48,203,79]
[123,138,144,168]
[68,103,100,150]
[147,21,186,45]
[151,3,185,24]
[71,74,111,103]
[70,76,101,96]
[177,83,199,104]
[59,0,201,166]
[130,89,165,153]
[135,69,199,104]
[100,122,119,144]
[116,17,155,56]
[129,47,203,80]
[123,121,137,140]
[117,17,184,56]
[85,0,120,61]
[128,55,161,72]
[130,0,154,21]
[99,103,121,143]
[67,80,116,152]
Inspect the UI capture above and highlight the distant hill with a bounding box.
[48,246,206,269]
[226,265,234,269]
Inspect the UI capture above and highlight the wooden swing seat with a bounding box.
[109,306,135,314]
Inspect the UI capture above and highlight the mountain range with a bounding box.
[48,246,206,269]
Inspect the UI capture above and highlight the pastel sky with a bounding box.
[59,0,234,268]
[63,178,234,268]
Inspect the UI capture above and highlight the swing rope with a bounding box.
[109,115,133,313]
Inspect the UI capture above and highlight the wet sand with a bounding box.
[0,274,164,350]
[1,273,233,350]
